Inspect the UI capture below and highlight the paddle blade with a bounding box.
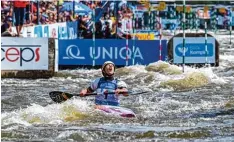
[49,91,74,103]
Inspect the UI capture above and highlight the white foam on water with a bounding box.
[126,64,148,73]
[1,111,32,128]
[150,61,227,89]
[220,55,234,62]
[94,123,197,133]
[137,94,227,121]
[56,131,77,139]
[1,99,94,127]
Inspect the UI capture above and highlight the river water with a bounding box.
[1,35,234,141]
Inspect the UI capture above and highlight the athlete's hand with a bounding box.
[115,89,121,96]
[115,88,128,96]
[80,89,87,97]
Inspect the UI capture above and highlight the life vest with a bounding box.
[95,77,119,106]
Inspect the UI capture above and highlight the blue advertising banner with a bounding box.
[34,25,51,38]
[44,25,49,37]
[34,25,43,37]
[58,24,68,39]
[173,37,215,64]
[67,21,78,39]
[33,22,78,39]
[58,39,168,65]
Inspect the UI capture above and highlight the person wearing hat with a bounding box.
[80,61,128,106]
[1,16,15,37]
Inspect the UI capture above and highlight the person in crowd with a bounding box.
[1,16,15,37]
[65,11,76,22]
[117,22,131,39]
[25,2,31,24]
[80,61,128,106]
[58,12,66,22]
[1,1,10,15]
[104,21,111,39]
[13,0,27,37]
[77,15,92,38]
[95,21,104,39]
[1,0,135,39]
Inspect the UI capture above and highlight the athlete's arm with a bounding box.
[116,80,128,96]
[80,78,100,96]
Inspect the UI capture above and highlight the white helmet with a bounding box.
[101,61,115,77]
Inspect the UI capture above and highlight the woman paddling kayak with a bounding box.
[49,61,137,117]
[79,61,128,106]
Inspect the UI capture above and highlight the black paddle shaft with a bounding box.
[49,91,149,103]
[49,91,119,103]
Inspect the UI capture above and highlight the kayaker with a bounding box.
[79,61,128,106]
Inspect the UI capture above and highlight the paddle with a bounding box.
[49,90,149,103]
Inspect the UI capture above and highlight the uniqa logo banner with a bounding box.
[58,39,168,65]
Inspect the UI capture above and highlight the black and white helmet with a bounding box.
[101,61,115,77]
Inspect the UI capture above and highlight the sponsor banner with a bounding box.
[173,37,215,64]
[11,21,78,39]
[58,22,68,39]
[48,23,59,38]
[135,30,159,37]
[58,39,167,65]
[133,33,155,40]
[67,21,78,39]
[34,24,49,38]
[1,38,48,70]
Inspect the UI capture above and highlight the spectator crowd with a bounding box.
[2,1,233,38]
[1,0,133,39]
